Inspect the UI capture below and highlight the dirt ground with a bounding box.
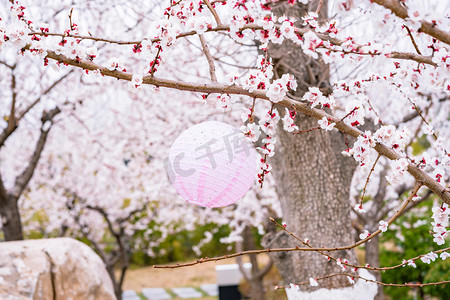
[122,254,271,291]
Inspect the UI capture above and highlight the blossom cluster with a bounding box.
[342,131,376,167]
[431,203,449,246]
[281,108,298,132]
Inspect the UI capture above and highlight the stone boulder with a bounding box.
[0,237,116,300]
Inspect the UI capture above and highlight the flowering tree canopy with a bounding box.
[0,0,449,298]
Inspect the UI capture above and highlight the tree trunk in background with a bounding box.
[237,226,273,300]
[262,1,359,290]
[365,234,383,300]
[0,195,23,241]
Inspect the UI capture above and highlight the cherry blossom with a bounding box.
[130,74,143,88]
[420,252,438,264]
[259,109,280,135]
[309,277,319,287]
[281,108,298,132]
[378,220,388,233]
[385,158,410,184]
[318,117,335,131]
[240,123,261,142]
[431,203,449,245]
[359,230,371,240]
[354,203,366,214]
[402,259,417,268]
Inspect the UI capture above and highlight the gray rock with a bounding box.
[0,238,115,300]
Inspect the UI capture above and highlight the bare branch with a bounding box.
[13,107,61,198]
[235,241,252,282]
[85,205,120,237]
[17,70,74,121]
[0,61,14,69]
[85,205,129,290]
[199,34,218,82]
[0,70,73,148]
[359,154,382,206]
[256,257,273,278]
[404,25,422,55]
[117,203,149,225]
[315,0,325,15]
[0,64,18,149]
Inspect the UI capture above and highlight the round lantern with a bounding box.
[166,121,257,207]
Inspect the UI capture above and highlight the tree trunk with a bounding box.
[105,264,122,300]
[366,228,383,300]
[262,0,359,290]
[237,226,272,300]
[0,194,23,241]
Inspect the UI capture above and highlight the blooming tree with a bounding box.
[1,0,449,299]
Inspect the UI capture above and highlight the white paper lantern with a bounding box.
[166,121,257,207]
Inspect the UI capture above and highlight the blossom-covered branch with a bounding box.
[39,49,449,204]
[371,0,450,45]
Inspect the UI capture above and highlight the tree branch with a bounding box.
[17,70,74,121]
[256,257,273,278]
[40,50,450,204]
[404,25,422,55]
[0,64,18,149]
[85,205,129,292]
[315,0,325,15]
[13,107,61,198]
[0,171,8,204]
[0,70,73,148]
[155,183,424,270]
[277,272,450,288]
[371,0,450,45]
[117,203,149,225]
[203,0,223,26]
[30,24,437,65]
[199,34,217,82]
[0,60,14,69]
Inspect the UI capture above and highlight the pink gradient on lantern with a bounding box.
[168,121,257,207]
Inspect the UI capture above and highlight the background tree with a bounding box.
[262,0,359,289]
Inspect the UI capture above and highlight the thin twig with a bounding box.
[404,25,422,55]
[203,0,223,26]
[28,24,437,66]
[315,0,325,15]
[198,34,217,82]
[371,0,450,45]
[276,273,450,288]
[68,8,74,30]
[293,126,320,134]
[359,154,382,206]
[154,183,425,270]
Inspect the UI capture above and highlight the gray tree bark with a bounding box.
[0,194,23,241]
[365,234,383,300]
[262,0,359,290]
[237,226,273,300]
